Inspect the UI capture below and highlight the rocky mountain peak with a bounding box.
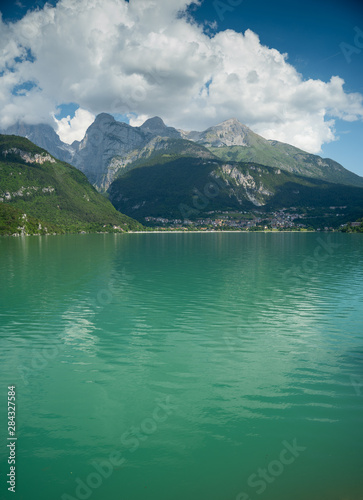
[94,113,116,124]
[89,113,118,134]
[219,118,242,126]
[213,118,251,135]
[194,118,252,147]
[140,116,181,140]
[141,116,166,131]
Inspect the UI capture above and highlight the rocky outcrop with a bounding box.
[1,123,74,164]
[2,148,56,164]
[214,164,274,207]
[0,185,54,202]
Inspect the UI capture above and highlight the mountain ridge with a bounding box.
[2,114,363,191]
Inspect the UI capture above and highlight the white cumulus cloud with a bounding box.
[0,0,363,152]
[54,108,95,143]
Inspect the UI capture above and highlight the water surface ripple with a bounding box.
[0,233,362,500]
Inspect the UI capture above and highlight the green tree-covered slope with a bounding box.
[108,156,363,223]
[0,135,142,235]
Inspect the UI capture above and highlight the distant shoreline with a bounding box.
[129,230,317,234]
[3,229,343,238]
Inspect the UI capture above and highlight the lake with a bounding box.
[0,232,362,500]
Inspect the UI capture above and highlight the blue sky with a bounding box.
[190,0,363,174]
[1,0,363,176]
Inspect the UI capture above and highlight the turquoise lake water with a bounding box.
[0,232,362,500]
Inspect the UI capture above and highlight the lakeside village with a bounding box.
[143,207,362,232]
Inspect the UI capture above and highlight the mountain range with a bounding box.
[1,115,363,229]
[3,114,363,191]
